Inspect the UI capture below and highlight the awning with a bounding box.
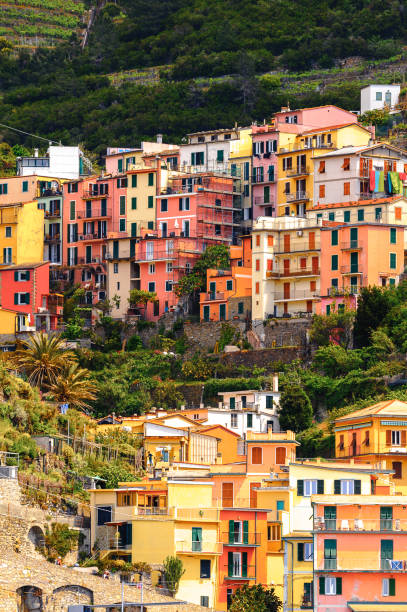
[105,521,126,526]
[348,603,407,611]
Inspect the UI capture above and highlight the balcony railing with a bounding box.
[78,208,112,219]
[176,540,222,554]
[252,175,275,184]
[82,190,110,199]
[336,443,407,458]
[286,166,310,177]
[340,265,361,275]
[202,292,225,301]
[286,191,310,202]
[45,210,61,218]
[274,290,319,301]
[315,517,407,532]
[222,532,261,546]
[133,250,176,263]
[254,197,275,206]
[220,402,261,412]
[279,142,335,153]
[267,267,319,278]
[224,564,256,580]
[105,539,132,551]
[135,507,169,516]
[340,241,363,250]
[317,557,404,571]
[45,234,60,242]
[273,240,320,254]
[78,233,107,242]
[327,285,361,297]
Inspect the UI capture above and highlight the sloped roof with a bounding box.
[335,399,407,423]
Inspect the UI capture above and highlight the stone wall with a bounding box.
[263,317,312,349]
[183,320,245,354]
[222,347,302,370]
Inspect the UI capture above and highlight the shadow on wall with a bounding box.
[17,585,43,612]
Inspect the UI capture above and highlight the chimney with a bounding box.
[156,134,163,144]
[34,149,39,158]
[273,374,278,393]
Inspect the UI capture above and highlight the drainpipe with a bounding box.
[286,539,294,612]
[255,511,257,583]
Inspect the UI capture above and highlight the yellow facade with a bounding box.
[126,167,157,237]
[277,124,371,216]
[0,202,44,266]
[0,307,20,335]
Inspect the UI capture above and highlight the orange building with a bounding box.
[198,425,244,464]
[200,235,252,322]
[319,221,405,314]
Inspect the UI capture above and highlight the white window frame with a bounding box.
[304,479,318,497]
[232,552,241,577]
[392,430,401,446]
[67,247,75,266]
[232,521,243,544]
[304,542,313,561]
[166,262,173,273]
[230,413,238,428]
[180,197,190,211]
[15,292,29,305]
[165,280,173,292]
[382,578,389,596]
[325,577,337,595]
[148,264,155,275]
[15,270,29,281]
[340,479,354,495]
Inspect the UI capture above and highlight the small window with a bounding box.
[390,228,397,244]
[148,173,154,186]
[343,158,350,171]
[328,212,335,221]
[376,91,383,101]
[382,578,395,596]
[390,253,396,270]
[251,447,262,464]
[148,282,155,293]
[319,161,325,173]
[161,199,168,212]
[231,413,238,428]
[344,182,350,195]
[200,560,211,579]
[331,255,338,271]
[119,219,126,232]
[5,227,11,238]
[200,596,209,608]
[97,506,112,525]
[165,280,173,292]
[319,184,325,198]
[217,149,224,162]
[331,230,338,246]
[344,211,350,222]
[113,263,118,273]
[131,174,137,188]
[238,302,244,314]
[148,195,154,208]
[149,264,155,274]
[247,413,253,428]
[304,542,313,561]
[119,195,126,215]
[358,209,364,221]
[22,180,28,193]
[131,197,137,210]
[226,280,233,291]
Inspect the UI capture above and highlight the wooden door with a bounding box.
[250,482,261,508]
[283,259,290,275]
[283,234,290,252]
[283,282,290,299]
[222,482,233,507]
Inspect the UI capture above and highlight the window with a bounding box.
[231,413,238,428]
[255,282,259,294]
[3,248,12,264]
[0,183,8,194]
[229,520,248,544]
[217,149,224,162]
[238,302,244,314]
[297,479,324,496]
[376,91,383,101]
[357,209,364,221]
[391,430,401,445]
[382,578,396,597]
[334,479,361,494]
[161,198,168,212]
[97,506,112,525]
[179,197,190,211]
[319,184,325,198]
[319,576,341,595]
[331,255,338,271]
[119,195,126,215]
[390,227,397,244]
[251,446,262,464]
[14,292,30,305]
[14,270,30,282]
[328,212,335,221]
[375,207,382,220]
[200,596,209,607]
[165,280,173,292]
[226,280,233,291]
[393,461,402,479]
[131,197,137,210]
[148,196,154,208]
[5,227,11,238]
[298,542,313,561]
[381,539,393,570]
[70,200,76,220]
[119,218,126,232]
[147,172,154,186]
[117,177,127,188]
[131,222,137,238]
[228,551,247,578]
[319,161,325,173]
[148,282,155,293]
[344,182,350,195]
[192,527,202,552]
[227,589,233,609]
[22,180,28,193]
[390,252,396,269]
[247,413,253,428]
[395,206,402,220]
[113,263,118,273]
[148,264,155,274]
[131,174,137,188]
[191,151,204,166]
[166,262,173,274]
[331,230,338,246]
[324,540,337,570]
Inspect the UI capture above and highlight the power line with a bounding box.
[0,121,61,146]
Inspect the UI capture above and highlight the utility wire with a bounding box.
[0,121,61,145]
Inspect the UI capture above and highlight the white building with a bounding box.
[180,127,243,174]
[17,145,90,180]
[360,84,400,114]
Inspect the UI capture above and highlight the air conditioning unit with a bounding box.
[297,230,303,237]
[37,307,47,313]
[105,253,112,260]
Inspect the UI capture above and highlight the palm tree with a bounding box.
[46,362,97,412]
[13,332,75,389]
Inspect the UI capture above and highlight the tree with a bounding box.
[278,382,313,433]
[14,333,75,389]
[97,464,134,489]
[354,286,393,347]
[310,308,355,348]
[230,584,282,612]
[313,344,364,377]
[175,244,230,300]
[163,555,185,596]
[128,289,158,319]
[46,362,97,412]
[44,522,80,562]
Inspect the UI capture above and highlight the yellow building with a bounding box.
[0,306,22,335]
[277,123,371,216]
[90,480,220,608]
[229,128,253,232]
[251,215,322,320]
[126,165,159,239]
[334,399,407,494]
[0,202,44,266]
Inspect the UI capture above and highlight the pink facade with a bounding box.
[274,105,359,130]
[62,176,127,306]
[251,125,278,220]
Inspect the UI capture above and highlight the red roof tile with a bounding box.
[313,196,401,210]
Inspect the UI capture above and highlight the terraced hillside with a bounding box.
[0,0,87,49]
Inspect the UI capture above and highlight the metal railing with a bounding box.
[202,292,225,301]
[318,557,404,571]
[315,518,407,532]
[279,142,335,153]
[274,290,319,301]
[286,191,310,202]
[327,285,361,296]
[267,267,319,278]
[273,239,320,253]
[222,532,261,546]
[286,166,310,177]
[82,190,110,199]
[135,507,168,516]
[78,208,112,219]
[45,210,61,218]
[175,540,222,554]
[340,265,361,274]
[224,564,256,580]
[340,241,363,250]
[78,233,107,241]
[336,443,407,457]
[44,234,60,242]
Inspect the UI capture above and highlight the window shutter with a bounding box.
[25,293,30,304]
[317,480,324,494]
[186,197,190,210]
[334,480,341,495]
[25,271,30,281]
[242,552,247,577]
[297,542,304,562]
[132,197,137,209]
[389,578,396,596]
[243,520,249,544]
[14,293,18,305]
[386,430,392,445]
[229,520,234,544]
[319,577,325,595]
[67,225,70,244]
[179,198,183,211]
[228,552,233,577]
[297,480,304,496]
[14,271,18,282]
[74,247,78,265]
[402,431,406,445]
[354,480,361,495]
[336,577,342,595]
[132,174,137,188]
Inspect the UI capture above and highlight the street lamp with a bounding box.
[121,579,144,612]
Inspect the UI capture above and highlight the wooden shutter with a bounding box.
[228,552,233,576]
[336,577,342,595]
[228,520,234,543]
[334,480,341,494]
[25,293,30,304]
[317,480,324,494]
[14,271,18,281]
[243,520,249,544]
[14,293,18,305]
[354,480,361,495]
[297,542,304,561]
[319,577,325,594]
[242,552,248,577]
[25,271,30,281]
[297,480,304,496]
[386,430,392,445]
[402,431,406,445]
[223,483,233,507]
[389,578,396,596]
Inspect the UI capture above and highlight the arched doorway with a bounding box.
[17,586,43,612]
[27,526,45,551]
[51,585,93,611]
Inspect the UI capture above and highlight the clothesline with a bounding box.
[369,170,406,195]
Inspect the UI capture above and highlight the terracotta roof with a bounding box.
[197,424,241,437]
[302,122,365,135]
[313,196,401,210]
[335,399,407,423]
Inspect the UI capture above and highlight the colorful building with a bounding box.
[334,400,407,494]
[319,222,405,313]
[251,123,279,220]
[200,236,252,322]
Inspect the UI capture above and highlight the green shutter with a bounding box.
[148,173,154,186]
[334,480,341,494]
[132,174,137,188]
[132,197,137,209]
[389,578,396,596]
[131,223,137,238]
[118,159,123,172]
[229,520,234,544]
[319,577,325,595]
[297,542,304,562]
[228,552,233,577]
[336,577,342,595]
[113,241,118,259]
[331,255,338,271]
[120,196,125,215]
[329,212,335,221]
[331,230,338,246]
[264,186,270,204]
[148,196,154,208]
[130,240,135,258]
[243,521,249,544]
[354,479,361,494]
[358,209,364,221]
[14,271,18,281]
[350,227,358,244]
[344,211,350,222]
[25,292,30,304]
[317,480,324,494]
[22,181,28,193]
[14,293,18,305]
[324,539,336,558]
[25,271,30,281]
[390,253,396,269]
[242,552,247,577]
[297,480,304,496]
[390,228,397,244]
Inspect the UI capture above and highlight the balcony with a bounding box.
[274,290,319,302]
[254,197,275,207]
[274,240,320,254]
[224,564,256,581]
[175,508,220,521]
[45,209,61,219]
[267,267,319,278]
[82,190,110,199]
[176,540,222,555]
[314,517,407,532]
[286,166,310,177]
[336,442,407,458]
[135,507,169,516]
[202,292,225,302]
[279,142,335,153]
[221,532,261,547]
[134,250,176,263]
[220,402,261,412]
[340,241,363,250]
[286,191,310,203]
[252,175,275,184]
[317,557,404,572]
[78,208,112,219]
[340,265,362,275]
[44,234,60,243]
[327,285,361,297]
[78,233,107,242]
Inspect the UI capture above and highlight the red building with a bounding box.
[0,262,62,332]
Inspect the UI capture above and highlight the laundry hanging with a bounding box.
[369,170,375,192]
[378,171,385,192]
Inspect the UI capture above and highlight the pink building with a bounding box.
[62,175,127,307]
[251,124,278,220]
[273,104,360,131]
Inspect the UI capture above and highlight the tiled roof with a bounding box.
[335,399,407,422]
[302,122,364,135]
[313,196,401,210]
